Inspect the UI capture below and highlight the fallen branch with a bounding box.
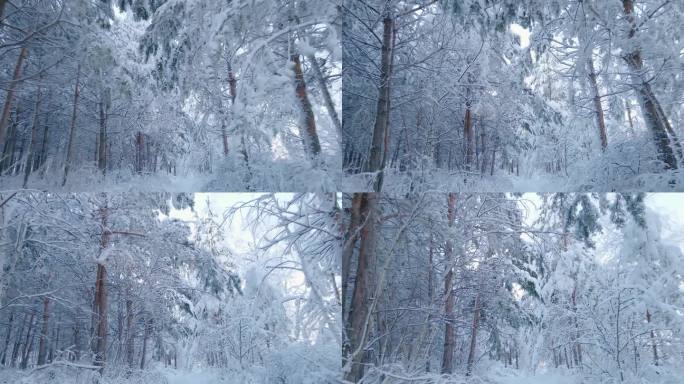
[29,360,100,374]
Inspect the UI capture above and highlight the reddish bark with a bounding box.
[441,193,457,373]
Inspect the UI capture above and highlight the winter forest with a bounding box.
[2,0,684,383]
[0,1,341,191]
[342,192,684,383]
[0,192,341,383]
[342,0,684,192]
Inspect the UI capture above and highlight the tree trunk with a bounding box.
[425,233,434,372]
[553,347,558,368]
[36,296,50,366]
[225,59,252,186]
[291,53,321,159]
[49,317,59,364]
[12,134,24,176]
[93,199,110,373]
[0,46,28,153]
[659,100,684,160]
[342,194,363,327]
[73,318,81,361]
[625,100,636,135]
[10,314,27,367]
[463,91,474,171]
[219,60,237,157]
[135,132,144,174]
[307,54,342,142]
[616,292,623,381]
[622,0,677,170]
[23,87,41,188]
[97,92,108,174]
[94,263,108,373]
[37,119,48,169]
[140,317,151,370]
[571,287,582,368]
[479,118,487,174]
[1,110,17,174]
[344,193,376,383]
[646,309,659,366]
[227,60,237,105]
[587,57,608,150]
[366,16,394,192]
[126,298,134,367]
[20,313,35,369]
[62,64,81,186]
[0,311,13,365]
[441,193,457,374]
[466,291,481,376]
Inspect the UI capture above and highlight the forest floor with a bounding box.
[365,362,684,384]
[161,368,229,384]
[0,366,235,384]
[0,158,341,192]
[344,171,577,193]
[344,168,684,193]
[466,363,681,384]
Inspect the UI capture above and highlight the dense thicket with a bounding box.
[0,0,341,191]
[342,0,684,192]
[342,192,684,383]
[0,192,341,383]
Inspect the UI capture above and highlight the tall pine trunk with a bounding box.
[10,314,27,367]
[93,198,110,373]
[126,298,134,367]
[626,100,636,135]
[23,87,41,188]
[73,317,81,361]
[587,57,608,150]
[646,309,658,366]
[0,311,13,365]
[366,16,394,192]
[463,95,474,170]
[19,313,35,369]
[342,194,363,325]
[572,287,583,368]
[38,121,48,170]
[0,46,28,153]
[292,53,321,159]
[135,132,144,174]
[622,0,677,170]
[307,54,342,142]
[36,296,50,366]
[466,291,481,376]
[1,112,17,174]
[226,59,253,187]
[97,91,109,174]
[62,64,81,186]
[344,193,376,383]
[441,193,457,373]
[140,317,151,370]
[425,233,435,372]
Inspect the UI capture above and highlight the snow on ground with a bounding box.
[0,367,256,384]
[0,157,342,192]
[484,366,580,384]
[160,368,228,384]
[360,360,684,384]
[342,168,684,193]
